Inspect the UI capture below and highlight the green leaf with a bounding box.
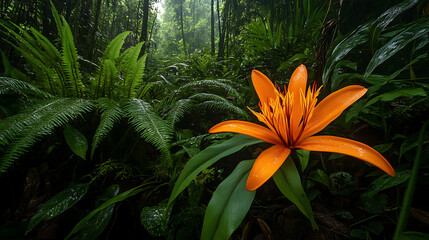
[65,182,154,239]
[367,170,410,196]
[168,134,262,206]
[70,185,120,240]
[365,18,429,78]
[63,124,88,160]
[26,183,89,234]
[201,160,256,240]
[140,203,171,237]
[368,0,419,52]
[398,231,429,240]
[322,23,370,84]
[365,88,427,107]
[273,158,317,229]
[295,149,310,172]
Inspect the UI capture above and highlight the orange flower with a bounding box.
[209,65,395,191]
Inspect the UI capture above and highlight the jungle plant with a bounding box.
[168,65,395,239]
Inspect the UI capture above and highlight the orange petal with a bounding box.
[251,70,277,107]
[288,65,308,140]
[209,120,283,145]
[296,136,395,176]
[246,145,291,191]
[302,85,367,139]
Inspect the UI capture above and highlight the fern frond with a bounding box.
[103,31,131,61]
[0,98,93,174]
[50,0,63,39]
[0,77,52,99]
[1,23,61,94]
[91,98,124,159]
[122,99,172,161]
[174,79,241,99]
[95,59,118,99]
[121,42,144,97]
[61,17,83,97]
[166,99,192,127]
[127,53,147,98]
[190,93,249,118]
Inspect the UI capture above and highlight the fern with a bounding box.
[190,93,249,118]
[122,99,173,163]
[166,99,192,127]
[103,31,131,61]
[174,79,241,100]
[0,77,52,99]
[0,98,93,174]
[91,98,124,159]
[121,42,144,97]
[95,59,118,99]
[1,23,62,94]
[60,16,83,97]
[127,54,147,98]
[95,31,131,98]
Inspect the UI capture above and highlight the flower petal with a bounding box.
[302,85,367,139]
[209,120,283,145]
[246,145,291,191]
[251,70,277,107]
[288,65,308,140]
[296,136,395,176]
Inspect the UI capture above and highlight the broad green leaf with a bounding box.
[365,18,429,78]
[71,185,120,240]
[65,182,154,239]
[273,158,317,229]
[140,203,171,237]
[400,133,419,159]
[277,53,310,71]
[295,149,310,172]
[365,88,427,107]
[26,183,89,234]
[201,160,255,240]
[398,231,429,240]
[345,100,365,124]
[368,0,419,52]
[63,124,88,160]
[309,169,331,190]
[168,134,262,205]
[322,23,370,84]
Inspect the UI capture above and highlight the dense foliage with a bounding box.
[1,0,429,239]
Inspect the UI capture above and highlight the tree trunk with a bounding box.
[139,0,150,56]
[217,0,229,60]
[90,0,103,59]
[210,0,215,55]
[180,0,187,55]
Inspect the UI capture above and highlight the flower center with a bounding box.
[250,83,321,147]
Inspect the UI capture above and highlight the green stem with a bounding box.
[393,120,429,240]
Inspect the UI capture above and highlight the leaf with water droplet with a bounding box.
[64,124,88,160]
[141,203,171,237]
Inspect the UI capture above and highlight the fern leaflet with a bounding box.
[0,98,93,174]
[91,98,124,159]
